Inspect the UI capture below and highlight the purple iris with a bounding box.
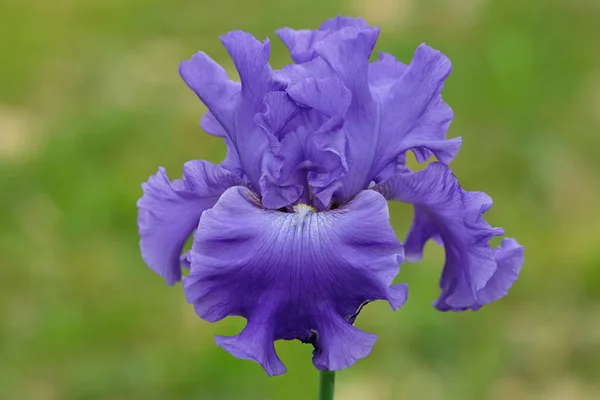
[137,16,524,376]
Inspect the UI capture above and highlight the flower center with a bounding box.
[293,203,316,220]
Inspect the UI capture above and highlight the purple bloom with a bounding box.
[137,16,524,375]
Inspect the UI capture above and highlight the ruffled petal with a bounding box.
[259,155,304,210]
[374,162,521,310]
[180,32,283,192]
[251,91,305,209]
[276,28,330,64]
[179,52,240,133]
[331,44,458,202]
[184,188,406,375]
[220,31,284,107]
[254,91,300,139]
[276,16,370,64]
[200,111,226,138]
[305,115,348,208]
[196,101,247,182]
[258,78,352,209]
[181,21,461,211]
[220,139,247,181]
[274,57,333,87]
[287,77,351,118]
[435,238,525,311]
[296,27,379,204]
[369,52,408,89]
[137,161,242,285]
[285,77,351,206]
[372,44,460,171]
[314,26,379,104]
[258,114,322,209]
[475,238,524,305]
[374,153,409,183]
[275,29,460,207]
[305,25,383,202]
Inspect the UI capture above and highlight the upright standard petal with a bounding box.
[369,52,408,90]
[180,32,284,193]
[311,25,381,202]
[375,162,522,310]
[286,77,351,207]
[137,161,242,285]
[256,77,354,210]
[273,19,461,208]
[307,29,459,204]
[370,45,460,176]
[314,25,379,105]
[276,28,331,64]
[179,52,240,133]
[184,188,406,375]
[277,16,370,64]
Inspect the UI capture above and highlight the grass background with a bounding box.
[1,0,599,399]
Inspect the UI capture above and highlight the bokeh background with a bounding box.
[1,0,599,399]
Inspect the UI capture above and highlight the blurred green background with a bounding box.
[1,0,599,399]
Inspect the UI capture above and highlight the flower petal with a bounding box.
[178,53,249,182]
[372,44,460,173]
[305,115,348,208]
[200,111,226,138]
[180,32,283,193]
[287,77,351,118]
[276,16,370,64]
[179,52,240,133]
[435,238,525,311]
[259,159,304,210]
[278,40,460,203]
[475,238,524,305]
[220,31,283,105]
[276,28,330,64]
[369,52,408,89]
[258,78,352,209]
[184,187,405,375]
[314,26,379,104]
[374,162,518,310]
[285,77,352,206]
[254,91,300,139]
[137,161,242,285]
[197,112,247,181]
[274,57,333,86]
[220,139,247,181]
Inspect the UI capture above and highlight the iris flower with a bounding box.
[137,16,524,376]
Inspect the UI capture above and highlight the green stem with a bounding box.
[318,370,336,400]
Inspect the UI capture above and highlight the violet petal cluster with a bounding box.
[137,16,524,375]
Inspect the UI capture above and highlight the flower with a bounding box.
[137,16,524,376]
